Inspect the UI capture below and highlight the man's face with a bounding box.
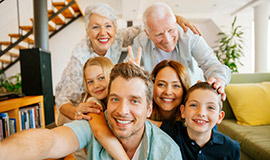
[107,76,152,140]
[145,13,178,52]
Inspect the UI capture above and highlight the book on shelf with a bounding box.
[0,112,10,138]
[20,111,25,131]
[9,118,17,135]
[0,118,3,140]
[19,103,42,130]
[0,96,44,139]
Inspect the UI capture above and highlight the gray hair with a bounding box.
[84,3,118,31]
[143,2,176,33]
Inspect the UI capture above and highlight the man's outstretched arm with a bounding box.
[0,126,79,160]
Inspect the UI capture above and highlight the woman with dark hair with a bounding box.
[150,60,190,124]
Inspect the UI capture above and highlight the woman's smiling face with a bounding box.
[153,66,183,114]
[87,13,116,56]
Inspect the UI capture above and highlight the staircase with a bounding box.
[0,0,82,72]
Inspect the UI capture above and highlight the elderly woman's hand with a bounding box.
[175,15,202,36]
[127,46,141,66]
[74,101,103,120]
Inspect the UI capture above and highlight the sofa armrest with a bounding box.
[222,99,235,119]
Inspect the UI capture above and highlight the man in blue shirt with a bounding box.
[0,63,181,160]
[131,2,230,101]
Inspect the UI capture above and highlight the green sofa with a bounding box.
[218,73,270,160]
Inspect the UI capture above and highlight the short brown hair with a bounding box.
[183,82,222,111]
[108,63,153,106]
[150,60,191,122]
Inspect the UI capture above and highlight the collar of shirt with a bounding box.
[183,126,224,150]
[211,129,224,145]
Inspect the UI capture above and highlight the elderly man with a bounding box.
[131,2,230,100]
[0,63,181,160]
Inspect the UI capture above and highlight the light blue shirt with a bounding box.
[131,25,231,85]
[64,118,182,160]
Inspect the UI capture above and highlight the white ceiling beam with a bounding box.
[231,0,261,16]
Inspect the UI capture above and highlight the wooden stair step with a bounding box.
[0,41,11,45]
[0,41,27,49]
[53,2,75,18]
[52,2,65,6]
[66,0,80,12]
[14,44,27,50]
[71,4,80,12]
[47,10,65,25]
[8,33,34,44]
[30,18,56,31]
[0,59,11,64]
[6,52,19,57]
[20,26,33,32]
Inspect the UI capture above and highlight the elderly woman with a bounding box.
[55,4,142,126]
[55,3,199,126]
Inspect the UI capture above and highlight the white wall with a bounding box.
[235,8,254,73]
[0,0,33,41]
[49,17,85,94]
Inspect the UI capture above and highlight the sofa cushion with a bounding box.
[218,119,270,160]
[225,82,270,125]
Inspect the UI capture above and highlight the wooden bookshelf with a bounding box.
[0,96,45,132]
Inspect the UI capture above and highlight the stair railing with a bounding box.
[0,0,81,72]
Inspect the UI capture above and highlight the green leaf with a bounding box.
[214,16,244,73]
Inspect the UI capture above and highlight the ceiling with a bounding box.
[76,0,264,21]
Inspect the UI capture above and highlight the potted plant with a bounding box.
[214,17,244,73]
[0,71,22,93]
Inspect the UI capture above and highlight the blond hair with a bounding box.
[83,57,114,95]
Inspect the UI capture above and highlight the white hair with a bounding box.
[143,2,176,33]
[84,3,118,31]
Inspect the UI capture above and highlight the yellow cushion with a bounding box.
[225,82,270,126]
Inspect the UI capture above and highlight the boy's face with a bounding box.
[180,89,224,136]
